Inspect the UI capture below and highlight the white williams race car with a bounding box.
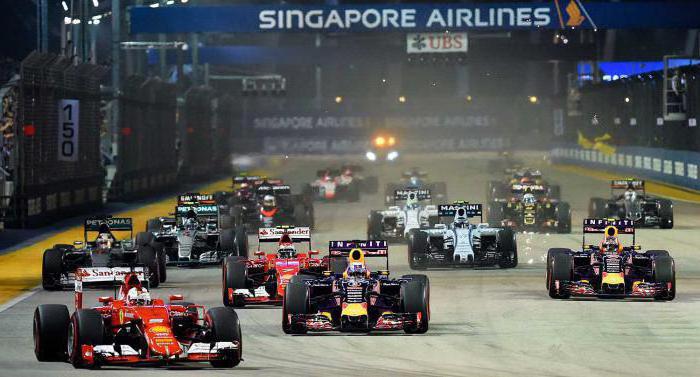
[407,202,517,270]
[368,189,438,241]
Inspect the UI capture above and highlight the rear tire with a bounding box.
[146,218,161,232]
[137,245,160,288]
[367,211,383,240]
[220,215,234,230]
[556,202,572,234]
[42,248,63,291]
[407,229,429,270]
[658,199,674,229]
[223,256,248,307]
[346,181,360,202]
[234,226,249,258]
[135,231,153,247]
[206,307,243,368]
[68,309,104,368]
[34,304,69,361]
[401,281,429,334]
[588,197,608,218]
[548,253,573,299]
[497,228,518,269]
[219,229,236,256]
[283,282,310,334]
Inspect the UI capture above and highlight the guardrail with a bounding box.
[551,144,700,191]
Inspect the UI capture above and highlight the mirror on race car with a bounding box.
[254,251,265,257]
[309,250,319,255]
[98,296,113,305]
[169,294,184,301]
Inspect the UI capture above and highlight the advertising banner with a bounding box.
[406,32,467,54]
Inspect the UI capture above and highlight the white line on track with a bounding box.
[0,286,39,313]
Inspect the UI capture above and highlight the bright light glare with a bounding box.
[149,3,160,7]
[72,19,81,24]
[365,151,377,161]
[92,0,99,7]
[166,0,175,4]
[387,151,399,161]
[334,96,343,104]
[64,17,72,24]
[181,0,189,2]
[61,1,68,11]
[529,96,538,104]
[624,97,630,103]
[388,136,396,146]
[374,136,386,147]
[398,95,406,103]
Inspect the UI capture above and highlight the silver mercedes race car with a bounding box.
[407,202,517,269]
[367,189,438,242]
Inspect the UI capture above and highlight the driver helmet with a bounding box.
[127,287,152,306]
[262,195,276,208]
[278,243,296,259]
[342,168,353,176]
[624,189,637,201]
[96,233,113,251]
[523,193,536,206]
[601,235,622,254]
[453,207,469,228]
[409,176,420,187]
[405,192,420,209]
[346,261,367,278]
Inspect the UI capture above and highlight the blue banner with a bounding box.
[131,2,700,34]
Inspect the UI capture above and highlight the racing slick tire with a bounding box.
[223,256,248,307]
[42,248,64,290]
[546,248,572,289]
[487,201,505,227]
[135,231,153,247]
[137,244,160,288]
[367,211,383,240]
[346,181,360,202]
[146,218,161,232]
[206,307,243,368]
[34,304,70,361]
[219,229,236,256]
[234,225,249,258]
[407,229,429,270]
[220,215,234,230]
[548,253,573,299]
[588,197,608,218]
[401,280,429,334]
[653,255,676,301]
[658,199,674,229]
[153,242,167,283]
[497,228,518,269]
[548,184,561,200]
[401,274,430,320]
[555,202,572,234]
[230,206,244,227]
[283,282,310,334]
[68,309,105,368]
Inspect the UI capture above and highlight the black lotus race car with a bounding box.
[41,216,161,289]
[283,240,429,334]
[588,179,673,228]
[547,218,675,300]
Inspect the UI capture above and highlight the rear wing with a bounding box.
[394,189,431,201]
[582,218,635,246]
[258,226,311,242]
[437,203,483,221]
[177,193,215,205]
[256,184,291,195]
[233,175,263,184]
[84,217,133,231]
[402,169,428,178]
[611,179,644,190]
[328,240,388,258]
[74,266,147,309]
[511,184,546,194]
[175,204,219,217]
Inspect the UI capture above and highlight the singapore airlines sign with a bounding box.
[258,7,552,30]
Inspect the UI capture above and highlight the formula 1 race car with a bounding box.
[231,182,314,231]
[487,167,560,201]
[547,218,675,300]
[407,202,517,269]
[42,217,162,289]
[33,270,242,368]
[222,226,330,307]
[307,165,378,202]
[365,132,400,162]
[283,240,429,334]
[367,189,438,241]
[488,183,571,233]
[588,179,673,228]
[141,194,246,268]
[384,168,447,205]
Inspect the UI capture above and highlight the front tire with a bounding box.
[283,282,310,334]
[658,199,674,229]
[223,256,248,307]
[34,304,70,361]
[548,253,573,299]
[137,245,160,288]
[407,229,429,270]
[42,248,63,291]
[68,309,104,368]
[206,307,243,368]
[497,228,518,269]
[653,256,676,301]
[401,281,429,334]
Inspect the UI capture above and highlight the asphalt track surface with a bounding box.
[1,152,699,377]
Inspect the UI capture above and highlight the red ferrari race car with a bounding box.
[222,226,332,307]
[33,270,242,369]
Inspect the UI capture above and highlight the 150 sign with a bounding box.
[58,99,79,162]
